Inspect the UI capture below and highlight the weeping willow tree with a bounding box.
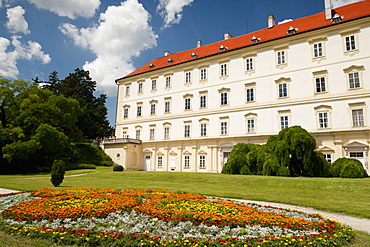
[267,126,329,177]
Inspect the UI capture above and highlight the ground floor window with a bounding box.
[184,156,190,168]
[199,155,206,168]
[157,156,163,167]
[323,153,332,164]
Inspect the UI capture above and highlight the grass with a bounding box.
[0,166,369,246]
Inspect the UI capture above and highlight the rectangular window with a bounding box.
[277,50,286,65]
[199,155,206,168]
[350,152,364,158]
[150,104,156,115]
[246,58,253,71]
[165,76,171,88]
[200,123,207,136]
[278,83,288,98]
[352,109,364,127]
[138,82,143,93]
[348,72,360,89]
[164,127,170,139]
[318,112,328,128]
[200,95,207,108]
[220,121,228,135]
[135,129,141,140]
[185,72,191,83]
[247,119,255,133]
[184,125,190,137]
[122,130,128,138]
[345,35,356,51]
[151,79,157,90]
[200,68,207,80]
[137,106,142,117]
[185,98,191,110]
[220,92,228,105]
[123,108,128,119]
[323,153,332,164]
[315,77,326,93]
[125,86,130,96]
[313,43,323,57]
[246,88,255,102]
[184,156,190,168]
[149,128,155,140]
[220,63,227,76]
[280,116,289,130]
[165,101,170,113]
[157,156,163,167]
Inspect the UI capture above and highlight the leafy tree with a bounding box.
[50,160,66,187]
[267,126,329,177]
[42,69,113,139]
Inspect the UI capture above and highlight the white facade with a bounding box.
[104,1,370,174]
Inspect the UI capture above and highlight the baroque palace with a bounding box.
[102,0,370,174]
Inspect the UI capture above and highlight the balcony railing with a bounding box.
[93,137,142,146]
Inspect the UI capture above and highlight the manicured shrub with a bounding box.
[340,163,365,178]
[50,160,66,187]
[72,143,114,167]
[240,165,251,175]
[66,163,96,170]
[276,166,290,177]
[113,165,124,171]
[330,157,368,178]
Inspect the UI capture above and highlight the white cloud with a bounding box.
[0,36,51,78]
[27,0,100,19]
[60,0,157,96]
[157,0,193,28]
[331,0,362,8]
[6,6,30,35]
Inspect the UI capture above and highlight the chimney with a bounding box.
[197,40,202,48]
[268,14,275,28]
[325,0,333,20]
[164,51,171,56]
[224,32,233,40]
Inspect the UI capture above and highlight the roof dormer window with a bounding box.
[168,58,173,64]
[219,45,227,52]
[191,52,197,58]
[332,13,343,23]
[287,26,297,34]
[251,36,260,43]
[149,63,155,68]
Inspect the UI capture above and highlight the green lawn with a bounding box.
[1,167,370,246]
[1,167,369,219]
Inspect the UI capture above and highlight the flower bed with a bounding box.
[0,189,354,246]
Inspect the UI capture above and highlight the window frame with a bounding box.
[165,76,171,88]
[149,127,155,140]
[200,123,207,137]
[184,155,190,168]
[157,156,163,167]
[352,109,365,127]
[184,124,191,138]
[220,92,228,106]
[123,107,129,119]
[151,79,157,91]
[138,82,143,94]
[150,103,156,115]
[220,121,228,135]
[185,71,192,84]
[199,155,206,168]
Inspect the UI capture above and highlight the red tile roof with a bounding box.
[120,0,370,80]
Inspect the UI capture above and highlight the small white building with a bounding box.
[103,0,370,174]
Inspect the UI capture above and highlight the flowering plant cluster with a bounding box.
[0,189,354,246]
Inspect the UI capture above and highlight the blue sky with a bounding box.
[0,0,361,125]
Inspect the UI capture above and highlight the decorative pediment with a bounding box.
[157,151,164,156]
[198,150,207,155]
[318,146,334,152]
[183,150,192,155]
[169,150,177,156]
[343,141,368,148]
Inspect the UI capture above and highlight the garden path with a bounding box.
[0,188,368,234]
[234,199,370,234]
